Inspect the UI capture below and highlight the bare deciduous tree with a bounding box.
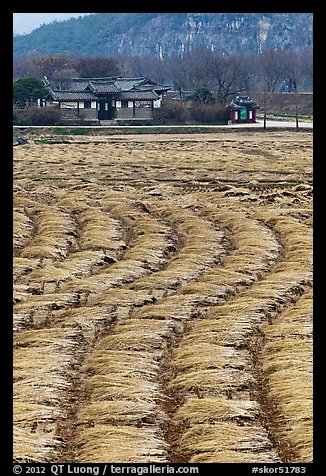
[257,49,286,129]
[73,56,121,78]
[281,49,313,130]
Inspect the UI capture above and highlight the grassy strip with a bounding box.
[34,139,71,144]
[14,125,313,138]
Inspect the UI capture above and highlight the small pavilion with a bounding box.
[226,96,260,124]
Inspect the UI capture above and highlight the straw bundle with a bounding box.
[59,259,149,293]
[168,342,249,372]
[82,350,159,378]
[28,249,114,284]
[14,292,80,313]
[76,399,162,426]
[190,450,280,463]
[178,422,276,454]
[75,425,168,462]
[87,374,161,402]
[167,368,253,395]
[89,288,156,308]
[185,312,250,353]
[20,205,76,260]
[77,206,126,252]
[174,397,260,424]
[53,305,116,330]
[133,294,198,321]
[92,319,175,352]
[13,427,62,463]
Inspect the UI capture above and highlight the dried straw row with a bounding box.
[19,205,76,260]
[178,422,279,463]
[261,289,313,462]
[59,200,175,295]
[76,206,126,252]
[74,319,178,462]
[181,209,281,298]
[129,204,225,290]
[13,327,80,462]
[76,425,168,463]
[165,214,312,462]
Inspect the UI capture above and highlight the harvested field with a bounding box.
[13,129,313,463]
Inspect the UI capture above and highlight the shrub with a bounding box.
[154,101,229,125]
[153,100,190,124]
[14,106,61,126]
[13,108,24,125]
[189,103,229,124]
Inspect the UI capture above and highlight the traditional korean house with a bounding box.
[226,96,260,124]
[43,76,170,123]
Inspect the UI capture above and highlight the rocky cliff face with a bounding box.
[13,13,313,58]
[109,13,312,58]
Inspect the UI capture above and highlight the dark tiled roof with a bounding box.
[45,78,91,91]
[118,90,159,100]
[49,90,97,101]
[169,89,195,100]
[226,96,260,109]
[132,78,170,92]
[88,81,119,94]
[45,76,170,102]
[114,77,148,90]
[45,75,170,92]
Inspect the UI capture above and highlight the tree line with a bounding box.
[13,48,312,128]
[13,48,313,95]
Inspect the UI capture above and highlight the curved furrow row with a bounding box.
[13,327,81,462]
[128,203,225,291]
[12,189,312,463]
[68,208,283,462]
[57,200,175,296]
[25,206,126,289]
[13,192,181,461]
[166,215,312,463]
[261,289,313,462]
[13,205,79,332]
[180,207,281,301]
[48,199,230,462]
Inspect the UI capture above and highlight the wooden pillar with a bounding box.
[231,110,237,123]
[252,109,256,122]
